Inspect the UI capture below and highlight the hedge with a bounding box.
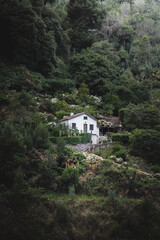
[50,133,91,145]
[112,133,130,144]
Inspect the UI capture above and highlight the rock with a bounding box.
[115,158,123,164]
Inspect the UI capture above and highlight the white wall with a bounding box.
[61,113,99,137]
[91,134,99,144]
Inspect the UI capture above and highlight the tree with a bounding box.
[77,82,90,103]
[44,60,75,94]
[129,129,160,163]
[119,104,160,131]
[0,0,69,76]
[70,49,120,95]
[117,24,134,51]
[91,40,120,65]
[67,0,105,52]
[129,35,152,80]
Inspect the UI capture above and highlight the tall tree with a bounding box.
[67,0,105,52]
[70,49,120,95]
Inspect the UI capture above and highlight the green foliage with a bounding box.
[112,133,130,144]
[70,49,120,95]
[115,149,127,161]
[33,124,50,149]
[91,40,120,64]
[67,0,105,52]
[0,121,26,188]
[112,143,127,160]
[0,63,45,92]
[56,137,67,168]
[54,100,72,112]
[61,166,79,189]
[120,104,160,131]
[69,185,76,200]
[52,127,61,137]
[56,204,69,227]
[44,60,75,94]
[36,159,58,191]
[150,165,160,173]
[77,82,90,103]
[11,90,36,111]
[51,133,91,145]
[55,110,70,120]
[129,129,160,163]
[0,0,69,76]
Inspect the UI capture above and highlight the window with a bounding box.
[90,124,94,131]
[84,116,88,120]
[72,123,76,129]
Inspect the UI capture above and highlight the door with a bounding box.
[84,124,88,133]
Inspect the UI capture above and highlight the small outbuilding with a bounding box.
[97,115,122,134]
[61,112,99,144]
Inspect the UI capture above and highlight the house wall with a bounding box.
[61,114,99,138]
[91,134,99,144]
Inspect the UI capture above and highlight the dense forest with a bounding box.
[1,0,160,239]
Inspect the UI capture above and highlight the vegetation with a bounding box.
[1,0,160,239]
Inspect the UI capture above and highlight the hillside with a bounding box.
[1,0,160,239]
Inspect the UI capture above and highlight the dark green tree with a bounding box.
[129,129,160,163]
[67,0,105,52]
[70,49,120,95]
[119,104,160,131]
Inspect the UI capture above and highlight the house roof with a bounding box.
[97,114,122,128]
[62,112,97,121]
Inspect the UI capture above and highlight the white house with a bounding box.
[61,112,99,144]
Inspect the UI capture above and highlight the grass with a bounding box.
[40,192,142,204]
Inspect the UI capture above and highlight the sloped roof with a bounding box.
[97,114,122,128]
[62,112,97,121]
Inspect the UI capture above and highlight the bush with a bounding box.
[56,138,67,168]
[112,143,127,160]
[50,133,91,145]
[33,124,50,149]
[80,133,91,143]
[52,127,61,137]
[115,150,127,161]
[69,185,75,200]
[50,136,81,144]
[56,204,69,227]
[129,129,160,163]
[150,165,160,173]
[112,133,130,144]
[61,167,79,189]
[55,110,70,120]
[112,144,123,153]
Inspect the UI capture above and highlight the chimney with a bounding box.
[70,112,74,116]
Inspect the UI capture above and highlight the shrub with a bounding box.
[52,127,61,137]
[69,185,75,200]
[150,165,160,173]
[55,110,70,120]
[50,133,91,145]
[56,138,67,168]
[115,149,127,161]
[33,124,50,149]
[56,204,69,227]
[80,133,91,143]
[129,129,160,163]
[61,167,79,189]
[112,133,130,144]
[112,144,123,153]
